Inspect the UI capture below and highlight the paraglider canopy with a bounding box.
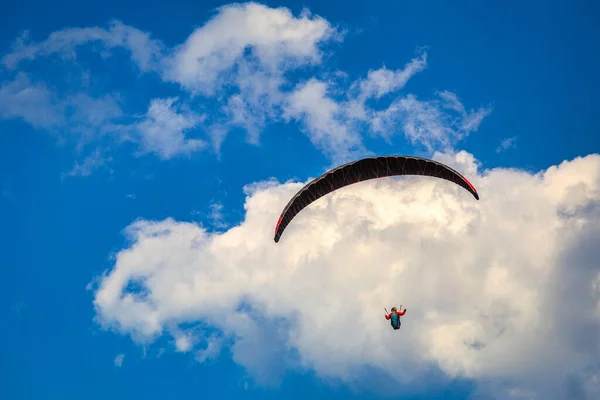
[273,155,479,243]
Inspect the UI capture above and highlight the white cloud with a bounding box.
[355,51,428,101]
[66,93,124,135]
[0,3,345,162]
[174,333,193,352]
[283,78,367,163]
[281,52,490,163]
[195,335,221,363]
[161,2,343,153]
[0,72,63,129]
[130,97,207,160]
[438,90,491,133]
[371,92,492,151]
[496,136,518,153]
[208,202,228,229]
[1,3,340,149]
[280,52,431,163]
[215,61,286,147]
[114,353,125,367]
[92,151,600,398]
[0,72,124,143]
[61,149,112,179]
[2,20,163,72]
[213,65,283,149]
[162,2,340,94]
[0,73,201,162]
[0,4,490,166]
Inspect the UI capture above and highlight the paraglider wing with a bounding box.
[273,155,479,243]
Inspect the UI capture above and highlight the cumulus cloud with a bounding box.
[92,151,600,398]
[162,2,339,94]
[162,2,343,152]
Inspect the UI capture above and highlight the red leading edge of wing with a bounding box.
[462,176,478,196]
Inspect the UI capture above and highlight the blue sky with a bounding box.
[2,1,600,399]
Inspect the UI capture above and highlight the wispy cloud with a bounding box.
[2,20,164,72]
[371,92,491,151]
[0,73,63,129]
[283,78,367,163]
[65,93,124,140]
[208,202,228,229]
[438,90,492,132]
[0,2,490,173]
[496,136,518,153]
[355,51,428,101]
[0,72,124,146]
[282,51,490,162]
[114,354,124,368]
[191,201,230,230]
[130,97,207,160]
[195,335,221,363]
[0,3,341,169]
[61,149,112,179]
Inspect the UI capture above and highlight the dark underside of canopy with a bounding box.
[273,156,479,243]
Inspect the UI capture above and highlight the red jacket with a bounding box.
[385,309,406,319]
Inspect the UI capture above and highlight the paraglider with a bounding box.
[385,306,406,330]
[272,155,479,333]
[273,155,479,243]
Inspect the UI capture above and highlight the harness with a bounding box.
[390,312,401,330]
